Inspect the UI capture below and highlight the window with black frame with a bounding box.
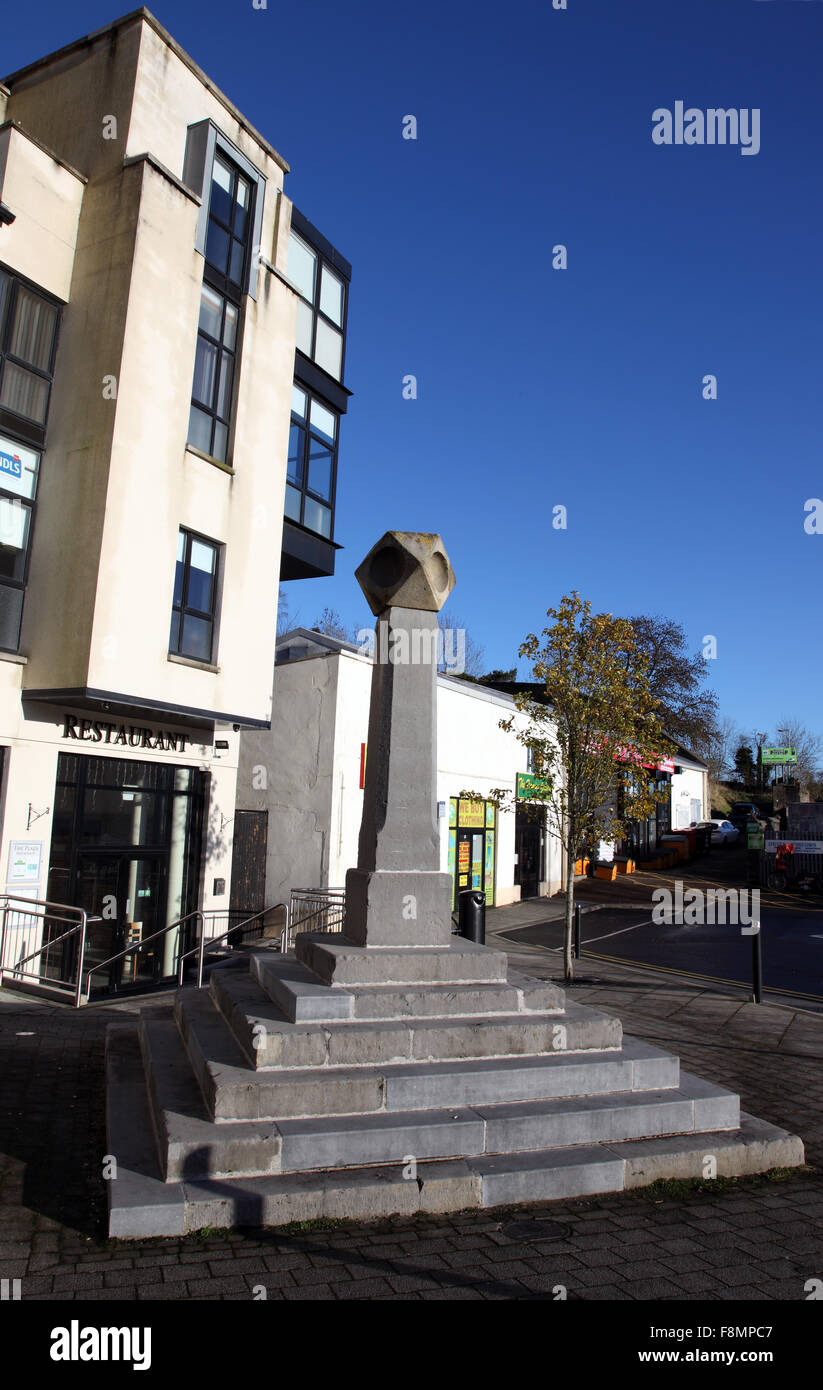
[0,269,59,428]
[285,384,338,540]
[287,228,346,382]
[187,151,253,464]
[169,529,221,664]
[0,269,60,650]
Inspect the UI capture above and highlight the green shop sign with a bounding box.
[516,772,551,800]
[761,746,797,765]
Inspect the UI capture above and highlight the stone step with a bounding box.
[104,1030,805,1237]
[208,967,621,1070]
[139,1005,732,1180]
[139,1016,282,1182]
[295,933,511,987]
[251,952,565,1023]
[175,988,674,1121]
[274,1073,739,1175]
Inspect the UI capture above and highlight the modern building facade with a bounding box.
[0,9,350,994]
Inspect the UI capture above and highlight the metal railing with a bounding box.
[285,888,345,952]
[0,895,90,1009]
[0,897,288,1008]
[176,903,288,988]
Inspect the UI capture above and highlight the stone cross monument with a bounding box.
[345,530,456,948]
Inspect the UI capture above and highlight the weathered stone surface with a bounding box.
[355,531,455,616]
[296,934,510,987]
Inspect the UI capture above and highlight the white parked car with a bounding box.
[699,819,739,847]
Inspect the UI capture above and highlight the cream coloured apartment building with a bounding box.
[0,9,351,996]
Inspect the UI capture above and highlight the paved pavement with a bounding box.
[1,887,822,1305]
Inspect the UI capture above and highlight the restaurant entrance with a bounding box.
[46,753,205,994]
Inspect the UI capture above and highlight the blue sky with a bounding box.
[4,0,822,745]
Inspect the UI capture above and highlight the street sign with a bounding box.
[761,746,797,765]
[516,772,551,800]
[747,825,764,851]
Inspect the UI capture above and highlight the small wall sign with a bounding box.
[8,841,43,884]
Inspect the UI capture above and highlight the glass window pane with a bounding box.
[0,582,24,651]
[0,498,30,579]
[284,484,302,523]
[210,156,233,224]
[205,220,230,274]
[229,238,245,286]
[319,266,344,326]
[0,362,49,423]
[288,424,304,485]
[188,539,216,612]
[173,538,185,605]
[309,399,336,446]
[291,384,307,419]
[233,177,250,237]
[295,300,313,356]
[288,232,316,302]
[223,302,238,350]
[212,420,228,462]
[307,439,333,501]
[198,284,223,340]
[187,404,212,454]
[303,496,332,538]
[216,352,233,419]
[0,435,39,500]
[181,614,213,662]
[314,319,342,379]
[0,271,8,331]
[191,337,217,407]
[9,288,57,370]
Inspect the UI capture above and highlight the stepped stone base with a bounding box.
[105,938,805,1238]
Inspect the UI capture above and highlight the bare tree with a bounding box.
[623,614,719,751]
[311,606,355,641]
[437,609,486,678]
[277,586,302,637]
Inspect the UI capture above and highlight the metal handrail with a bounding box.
[84,908,205,995]
[286,888,345,951]
[0,895,89,1009]
[177,902,289,987]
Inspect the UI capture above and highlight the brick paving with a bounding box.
[1,898,822,1301]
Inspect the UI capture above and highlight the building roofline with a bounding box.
[2,7,290,175]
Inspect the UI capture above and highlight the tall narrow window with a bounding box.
[0,270,59,429]
[287,229,346,383]
[285,385,338,539]
[170,529,220,663]
[187,150,255,464]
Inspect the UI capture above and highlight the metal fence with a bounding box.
[286,888,345,951]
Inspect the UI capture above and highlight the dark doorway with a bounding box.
[515,815,542,900]
[230,810,268,924]
[71,852,167,994]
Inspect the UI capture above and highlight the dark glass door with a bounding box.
[515,820,541,900]
[73,852,166,995]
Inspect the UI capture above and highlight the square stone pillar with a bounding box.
[344,533,456,947]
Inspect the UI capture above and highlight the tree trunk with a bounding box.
[564,845,576,982]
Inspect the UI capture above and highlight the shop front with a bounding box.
[0,692,239,998]
[447,796,497,908]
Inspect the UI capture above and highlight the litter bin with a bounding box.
[458,889,486,944]
[693,825,712,856]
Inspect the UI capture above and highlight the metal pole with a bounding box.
[74,912,87,1009]
[196,912,206,988]
[752,923,763,1005]
[574,902,581,960]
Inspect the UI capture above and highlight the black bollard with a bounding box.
[458,889,485,944]
[752,923,763,1004]
[574,902,581,959]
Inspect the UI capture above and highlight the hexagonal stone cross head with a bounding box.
[355,531,456,617]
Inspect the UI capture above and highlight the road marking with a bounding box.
[582,918,655,945]
[582,950,823,1004]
